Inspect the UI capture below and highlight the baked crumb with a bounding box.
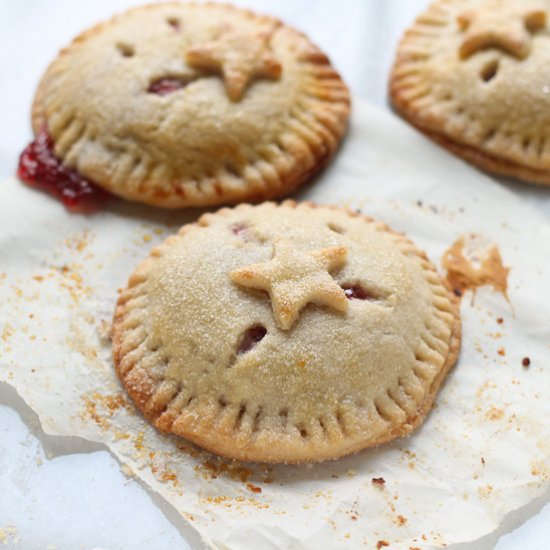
[247,482,262,494]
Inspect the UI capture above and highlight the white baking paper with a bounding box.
[1,99,549,549]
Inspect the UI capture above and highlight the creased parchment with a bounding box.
[1,100,549,549]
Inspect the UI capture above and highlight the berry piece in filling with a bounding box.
[148,78,186,96]
[18,130,109,213]
[237,325,267,355]
[341,283,373,300]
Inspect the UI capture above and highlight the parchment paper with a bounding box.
[1,100,549,549]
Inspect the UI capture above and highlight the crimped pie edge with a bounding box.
[389,0,550,186]
[112,201,461,463]
[31,2,351,207]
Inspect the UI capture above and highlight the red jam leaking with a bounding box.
[148,78,185,96]
[18,130,109,213]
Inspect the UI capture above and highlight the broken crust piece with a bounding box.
[112,201,461,463]
[30,2,350,208]
[390,0,550,186]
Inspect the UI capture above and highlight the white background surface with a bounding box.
[0,1,548,548]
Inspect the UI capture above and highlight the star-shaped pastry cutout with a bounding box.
[457,1,546,59]
[230,239,348,330]
[185,24,282,102]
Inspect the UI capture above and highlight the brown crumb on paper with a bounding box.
[377,541,389,549]
[478,484,494,499]
[396,515,407,526]
[65,230,92,252]
[203,495,269,510]
[522,357,531,368]
[81,392,130,430]
[160,467,179,487]
[372,477,386,486]
[134,431,145,451]
[196,460,254,483]
[247,483,262,494]
[442,235,510,301]
[531,460,550,480]
[485,406,505,421]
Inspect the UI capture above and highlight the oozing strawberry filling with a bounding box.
[18,130,109,213]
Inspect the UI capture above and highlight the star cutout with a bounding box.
[185,23,282,102]
[457,1,546,59]
[230,239,348,330]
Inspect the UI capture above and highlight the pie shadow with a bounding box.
[158,416,431,489]
[102,196,211,227]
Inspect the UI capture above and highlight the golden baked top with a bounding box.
[113,202,461,463]
[390,0,550,185]
[32,3,350,207]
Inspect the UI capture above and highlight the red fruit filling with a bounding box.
[341,283,373,300]
[17,130,109,213]
[232,223,253,240]
[166,17,180,30]
[230,223,261,244]
[237,325,267,355]
[148,78,185,96]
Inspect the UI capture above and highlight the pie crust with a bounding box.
[31,3,350,207]
[112,201,461,463]
[390,0,550,186]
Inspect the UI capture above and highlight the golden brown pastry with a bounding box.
[390,0,550,186]
[113,201,461,463]
[28,2,350,208]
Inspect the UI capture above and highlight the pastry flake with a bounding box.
[390,0,550,186]
[113,202,461,463]
[230,239,348,330]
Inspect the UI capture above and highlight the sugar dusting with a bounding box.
[2,94,550,550]
[0,210,547,549]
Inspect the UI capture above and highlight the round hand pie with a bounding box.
[22,3,350,210]
[390,0,550,186]
[113,201,461,463]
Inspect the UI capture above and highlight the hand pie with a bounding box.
[22,3,350,210]
[390,0,550,186]
[113,202,461,463]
